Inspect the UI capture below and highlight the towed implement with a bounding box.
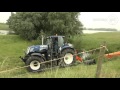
[105,51,120,59]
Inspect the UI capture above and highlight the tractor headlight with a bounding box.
[26,47,34,54]
[68,43,74,47]
[26,47,30,54]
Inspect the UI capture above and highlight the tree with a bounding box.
[7,12,83,40]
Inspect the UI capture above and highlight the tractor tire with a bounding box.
[59,49,76,67]
[25,56,45,72]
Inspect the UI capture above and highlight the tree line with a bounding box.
[7,12,83,41]
[83,28,117,31]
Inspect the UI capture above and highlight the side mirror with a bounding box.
[46,37,51,39]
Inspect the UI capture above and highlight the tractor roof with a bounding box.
[47,35,65,38]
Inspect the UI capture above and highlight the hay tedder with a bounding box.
[76,50,120,63]
[105,51,120,59]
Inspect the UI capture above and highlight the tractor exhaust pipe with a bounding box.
[42,35,44,45]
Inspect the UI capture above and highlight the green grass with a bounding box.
[71,32,120,53]
[0,23,10,30]
[0,32,120,78]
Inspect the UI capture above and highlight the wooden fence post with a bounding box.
[95,42,106,78]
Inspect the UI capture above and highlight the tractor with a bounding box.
[20,35,76,72]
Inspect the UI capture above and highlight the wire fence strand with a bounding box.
[0,45,108,76]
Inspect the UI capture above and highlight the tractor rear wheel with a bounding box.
[59,49,76,67]
[25,56,45,72]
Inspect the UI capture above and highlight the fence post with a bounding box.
[95,42,106,78]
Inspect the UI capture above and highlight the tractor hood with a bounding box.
[26,45,48,54]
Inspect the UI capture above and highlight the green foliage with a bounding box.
[67,32,120,53]
[68,35,82,51]
[81,32,120,53]
[7,12,83,40]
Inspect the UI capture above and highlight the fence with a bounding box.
[0,44,108,78]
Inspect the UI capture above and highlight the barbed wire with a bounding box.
[0,45,108,75]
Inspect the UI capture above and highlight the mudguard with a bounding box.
[31,53,46,61]
[61,46,75,52]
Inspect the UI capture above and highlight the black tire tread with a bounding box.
[25,56,45,72]
[59,49,76,67]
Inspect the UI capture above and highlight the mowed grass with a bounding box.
[0,32,120,78]
[0,23,10,30]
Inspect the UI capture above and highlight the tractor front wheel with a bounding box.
[25,56,45,72]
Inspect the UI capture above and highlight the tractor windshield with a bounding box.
[46,38,52,45]
[58,36,64,47]
[46,36,64,48]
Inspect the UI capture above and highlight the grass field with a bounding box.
[71,32,120,53]
[0,23,10,30]
[0,32,120,78]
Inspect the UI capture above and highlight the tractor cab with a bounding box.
[46,35,65,56]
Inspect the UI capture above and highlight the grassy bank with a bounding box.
[0,23,10,30]
[71,32,120,53]
[0,32,120,78]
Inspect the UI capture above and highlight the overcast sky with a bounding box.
[80,12,120,30]
[0,12,11,23]
[0,12,120,30]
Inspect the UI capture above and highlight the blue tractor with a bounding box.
[20,35,76,72]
